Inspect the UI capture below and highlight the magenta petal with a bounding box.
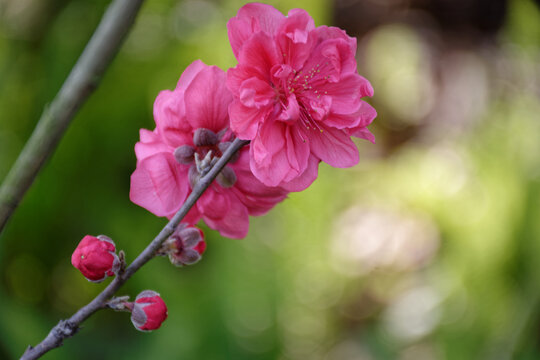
[227,3,285,58]
[314,26,357,56]
[182,205,202,224]
[130,153,188,217]
[153,90,192,147]
[280,154,320,192]
[318,74,365,115]
[134,129,171,161]
[228,100,268,140]
[308,125,359,168]
[229,149,288,215]
[203,195,250,239]
[238,77,275,108]
[325,100,377,130]
[276,8,316,69]
[277,94,300,122]
[351,127,376,144]
[197,188,230,220]
[176,60,207,90]
[250,122,309,186]
[236,32,281,83]
[184,65,232,132]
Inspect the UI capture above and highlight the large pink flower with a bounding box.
[130,60,287,239]
[227,3,377,190]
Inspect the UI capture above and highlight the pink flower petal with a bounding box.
[153,89,192,147]
[183,65,232,132]
[235,32,281,84]
[307,125,359,168]
[129,153,188,217]
[314,26,357,54]
[227,3,285,58]
[280,154,320,192]
[324,100,377,130]
[350,127,376,144]
[250,122,309,186]
[203,193,250,239]
[238,77,275,108]
[229,149,288,215]
[228,100,269,140]
[277,94,300,122]
[197,187,230,220]
[276,8,316,69]
[176,60,207,90]
[318,74,365,115]
[134,129,171,162]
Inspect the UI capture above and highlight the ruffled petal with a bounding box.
[227,3,285,58]
[280,154,320,192]
[129,153,189,217]
[153,89,192,147]
[134,129,171,162]
[317,74,366,115]
[276,8,316,69]
[324,100,377,129]
[350,126,376,144]
[228,100,269,140]
[235,32,281,83]
[313,26,357,55]
[183,64,232,132]
[176,60,207,91]
[202,193,250,239]
[197,187,230,220]
[250,122,309,186]
[307,125,359,168]
[229,148,288,215]
[238,77,275,108]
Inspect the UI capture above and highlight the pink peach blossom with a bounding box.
[130,60,287,239]
[227,3,377,190]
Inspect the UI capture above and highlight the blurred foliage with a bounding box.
[1,0,540,359]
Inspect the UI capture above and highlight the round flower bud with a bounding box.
[131,290,168,332]
[71,235,120,283]
[167,225,206,267]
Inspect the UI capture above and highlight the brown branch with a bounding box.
[0,0,146,234]
[20,138,250,360]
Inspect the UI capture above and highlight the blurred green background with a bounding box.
[1,0,540,359]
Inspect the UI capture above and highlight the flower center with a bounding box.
[173,128,238,189]
[272,62,333,133]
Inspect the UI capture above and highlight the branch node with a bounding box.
[55,320,78,340]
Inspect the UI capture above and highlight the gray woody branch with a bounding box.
[0,0,146,234]
[20,138,250,360]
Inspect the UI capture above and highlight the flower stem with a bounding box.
[20,138,249,360]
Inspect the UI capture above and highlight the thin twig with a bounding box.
[20,138,249,360]
[0,0,146,234]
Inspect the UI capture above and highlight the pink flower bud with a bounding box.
[167,225,206,266]
[71,235,120,283]
[130,290,168,332]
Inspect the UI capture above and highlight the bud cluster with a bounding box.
[70,228,202,333]
[158,224,207,267]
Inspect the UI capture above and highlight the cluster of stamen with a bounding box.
[277,61,332,134]
[173,128,238,189]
